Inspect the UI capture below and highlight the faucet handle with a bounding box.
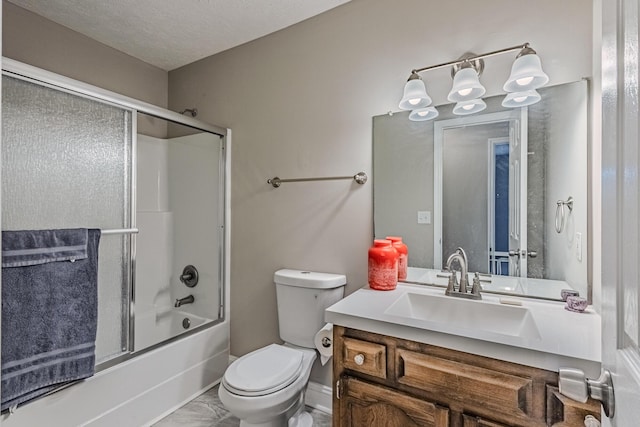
[471,272,483,298]
[446,271,458,295]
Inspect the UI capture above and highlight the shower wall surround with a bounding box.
[2,75,132,363]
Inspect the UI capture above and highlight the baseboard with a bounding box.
[305,381,332,415]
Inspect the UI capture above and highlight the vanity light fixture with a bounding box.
[503,46,549,92]
[398,72,432,110]
[447,59,486,102]
[452,98,487,115]
[409,106,439,121]
[399,43,548,121]
[502,89,541,108]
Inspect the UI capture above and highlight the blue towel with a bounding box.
[1,228,101,411]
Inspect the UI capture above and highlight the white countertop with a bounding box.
[325,282,601,375]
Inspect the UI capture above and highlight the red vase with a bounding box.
[368,239,399,291]
[386,236,408,281]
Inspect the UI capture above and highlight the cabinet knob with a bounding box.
[354,354,365,365]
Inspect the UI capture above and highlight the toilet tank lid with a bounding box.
[274,269,346,289]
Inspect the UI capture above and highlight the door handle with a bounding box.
[509,249,537,258]
[559,368,615,418]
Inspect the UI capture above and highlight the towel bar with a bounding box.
[101,228,139,235]
[267,172,367,188]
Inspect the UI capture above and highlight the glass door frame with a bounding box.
[1,57,229,370]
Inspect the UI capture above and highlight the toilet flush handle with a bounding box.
[354,354,365,366]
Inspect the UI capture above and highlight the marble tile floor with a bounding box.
[153,384,332,427]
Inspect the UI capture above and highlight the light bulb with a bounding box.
[516,76,534,86]
[408,98,421,106]
[418,110,429,117]
[514,96,528,103]
[458,88,473,97]
[462,104,475,111]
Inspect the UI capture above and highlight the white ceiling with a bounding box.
[7,0,352,71]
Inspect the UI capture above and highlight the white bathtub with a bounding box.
[133,304,211,352]
[1,311,229,427]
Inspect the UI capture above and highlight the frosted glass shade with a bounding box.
[399,77,432,110]
[502,90,541,108]
[452,98,487,115]
[409,106,439,121]
[447,68,486,102]
[503,54,549,92]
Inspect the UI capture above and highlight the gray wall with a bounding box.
[168,0,593,385]
[2,1,168,137]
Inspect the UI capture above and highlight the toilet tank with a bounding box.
[274,269,346,348]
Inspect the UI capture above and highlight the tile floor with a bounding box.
[153,384,332,426]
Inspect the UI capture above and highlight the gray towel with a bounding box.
[1,228,101,411]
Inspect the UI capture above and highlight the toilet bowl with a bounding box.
[218,269,346,427]
[218,344,316,427]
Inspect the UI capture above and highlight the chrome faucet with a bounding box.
[175,294,195,307]
[445,249,481,300]
[455,247,468,273]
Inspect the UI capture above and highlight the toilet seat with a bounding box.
[222,344,304,397]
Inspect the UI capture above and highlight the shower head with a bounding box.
[178,108,198,117]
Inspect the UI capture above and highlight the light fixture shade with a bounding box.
[452,98,487,115]
[502,90,541,108]
[503,54,549,92]
[409,106,439,121]
[399,77,432,110]
[447,68,486,102]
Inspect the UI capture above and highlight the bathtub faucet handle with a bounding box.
[179,265,199,287]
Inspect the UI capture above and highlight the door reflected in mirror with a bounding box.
[373,80,589,301]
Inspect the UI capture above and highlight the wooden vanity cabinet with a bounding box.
[333,326,599,427]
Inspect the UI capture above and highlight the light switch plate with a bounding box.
[417,211,431,224]
[576,232,582,262]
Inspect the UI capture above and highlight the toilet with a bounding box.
[218,269,346,427]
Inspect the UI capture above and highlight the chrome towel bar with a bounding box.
[267,172,367,188]
[101,228,139,235]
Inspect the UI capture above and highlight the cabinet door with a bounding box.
[462,414,509,427]
[337,377,449,427]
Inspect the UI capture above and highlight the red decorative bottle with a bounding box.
[368,239,399,291]
[386,236,408,281]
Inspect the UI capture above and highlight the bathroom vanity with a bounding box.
[326,284,601,426]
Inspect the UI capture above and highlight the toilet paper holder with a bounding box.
[321,337,331,348]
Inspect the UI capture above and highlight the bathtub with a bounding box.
[1,309,229,427]
[133,304,212,352]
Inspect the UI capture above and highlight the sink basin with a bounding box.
[384,292,541,340]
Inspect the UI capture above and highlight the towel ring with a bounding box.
[555,197,574,233]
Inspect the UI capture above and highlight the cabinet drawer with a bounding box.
[342,337,387,379]
[397,349,533,420]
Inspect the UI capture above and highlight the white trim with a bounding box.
[304,381,332,415]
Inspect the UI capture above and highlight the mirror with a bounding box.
[373,80,589,301]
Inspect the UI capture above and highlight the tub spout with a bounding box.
[175,294,194,307]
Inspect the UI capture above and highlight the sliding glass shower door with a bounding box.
[2,66,227,366]
[2,75,132,363]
